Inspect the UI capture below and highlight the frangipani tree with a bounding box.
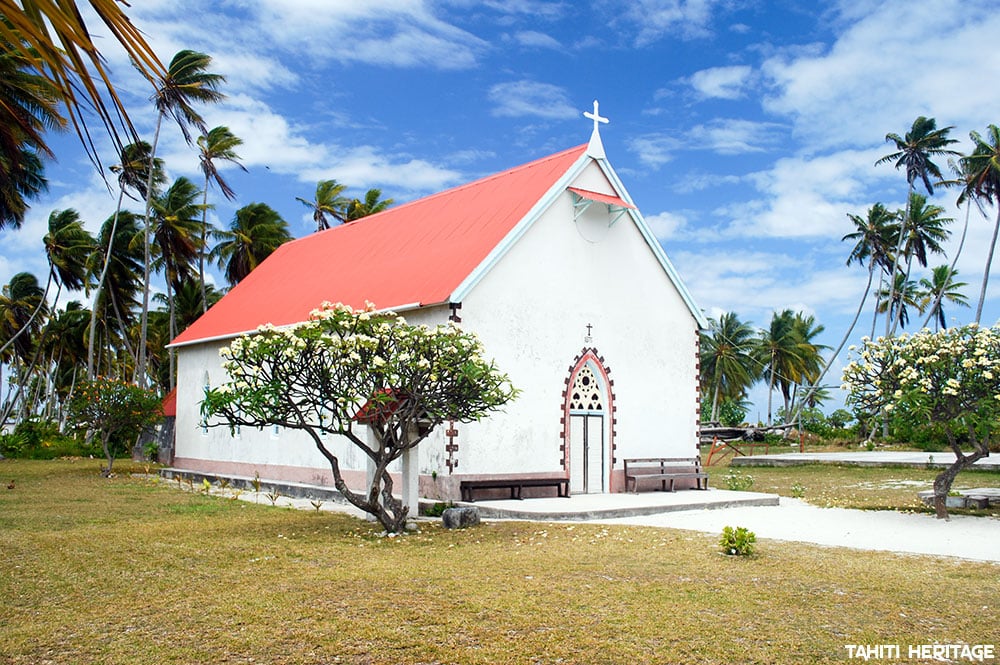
[201,302,518,533]
[67,377,163,476]
[842,325,1000,518]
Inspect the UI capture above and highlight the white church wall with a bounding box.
[172,305,453,489]
[452,160,700,486]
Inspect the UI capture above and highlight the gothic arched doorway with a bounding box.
[563,351,614,494]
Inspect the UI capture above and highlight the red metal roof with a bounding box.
[172,144,589,346]
[567,186,636,209]
[161,387,177,417]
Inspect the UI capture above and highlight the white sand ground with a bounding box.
[595,498,999,563]
[236,489,998,563]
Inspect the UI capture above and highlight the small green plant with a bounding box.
[719,525,756,556]
[424,501,454,517]
[201,478,212,494]
[790,483,806,498]
[723,469,754,492]
[251,471,262,493]
[310,499,324,511]
[215,475,230,491]
[266,489,280,506]
[865,440,875,451]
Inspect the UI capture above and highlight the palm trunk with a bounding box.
[766,353,775,427]
[889,254,914,336]
[921,202,970,330]
[975,206,1000,324]
[167,271,177,391]
[136,114,164,387]
[88,189,126,380]
[885,185,914,337]
[793,262,875,424]
[200,178,210,314]
[710,381,720,423]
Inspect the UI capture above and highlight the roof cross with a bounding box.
[584,100,608,134]
[583,99,608,159]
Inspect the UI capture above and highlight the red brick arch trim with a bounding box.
[558,348,617,477]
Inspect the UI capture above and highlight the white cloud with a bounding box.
[643,211,686,240]
[254,0,488,70]
[628,134,682,168]
[615,0,723,44]
[301,146,461,194]
[688,119,785,155]
[488,81,577,119]
[512,30,563,50]
[761,0,1000,150]
[688,65,752,100]
[726,147,885,239]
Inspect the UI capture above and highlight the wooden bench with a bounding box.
[624,457,709,493]
[460,475,569,502]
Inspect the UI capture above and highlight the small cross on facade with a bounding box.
[585,323,593,343]
[583,99,608,158]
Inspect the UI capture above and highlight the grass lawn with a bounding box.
[1,459,998,664]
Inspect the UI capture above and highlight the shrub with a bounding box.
[0,419,92,459]
[719,526,756,556]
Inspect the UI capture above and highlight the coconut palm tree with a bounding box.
[0,209,93,362]
[786,313,827,415]
[875,117,960,336]
[842,203,899,335]
[87,141,163,380]
[889,192,952,333]
[900,193,951,270]
[149,176,203,389]
[40,300,90,419]
[699,313,759,423]
[792,204,897,423]
[197,125,245,312]
[919,266,969,331]
[137,49,225,386]
[755,310,798,426]
[960,124,1000,323]
[755,310,828,425]
[0,29,63,229]
[212,203,291,286]
[1,1,163,168]
[298,180,350,231]
[0,272,47,423]
[876,272,924,331]
[86,211,144,378]
[346,188,394,221]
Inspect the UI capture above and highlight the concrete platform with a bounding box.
[462,488,779,521]
[730,451,1000,471]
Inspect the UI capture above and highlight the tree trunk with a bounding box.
[101,431,115,476]
[136,115,164,388]
[975,206,1000,324]
[921,203,969,330]
[932,425,991,519]
[885,185,913,338]
[200,179,210,314]
[791,262,874,424]
[88,189,126,380]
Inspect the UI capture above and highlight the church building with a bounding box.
[169,106,708,501]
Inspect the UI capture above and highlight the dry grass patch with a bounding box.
[1,459,997,664]
[707,462,1000,515]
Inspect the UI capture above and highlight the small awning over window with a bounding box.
[567,186,636,209]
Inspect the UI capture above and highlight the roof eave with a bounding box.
[168,300,446,349]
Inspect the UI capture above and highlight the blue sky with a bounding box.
[6,0,1000,419]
